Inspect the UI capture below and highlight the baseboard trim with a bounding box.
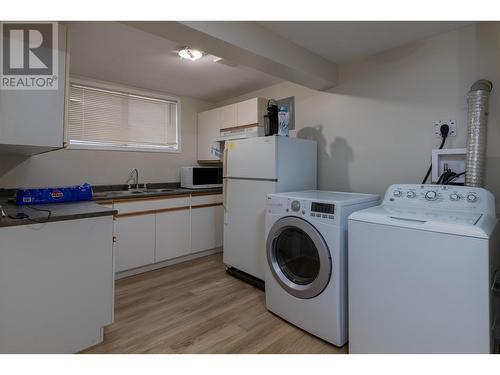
[115,247,223,280]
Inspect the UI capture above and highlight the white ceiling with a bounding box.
[68,22,282,102]
[259,21,472,64]
[69,22,473,102]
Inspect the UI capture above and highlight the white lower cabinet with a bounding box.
[191,205,223,253]
[155,208,190,262]
[114,214,156,272]
[108,193,223,274]
[0,216,114,353]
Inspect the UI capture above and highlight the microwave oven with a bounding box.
[180,166,223,189]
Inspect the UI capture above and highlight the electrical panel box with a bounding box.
[431,148,466,183]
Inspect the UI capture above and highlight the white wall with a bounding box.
[217,23,500,209]
[1,22,499,210]
[0,95,212,188]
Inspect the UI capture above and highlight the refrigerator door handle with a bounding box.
[222,176,278,182]
[223,178,229,225]
[223,146,229,225]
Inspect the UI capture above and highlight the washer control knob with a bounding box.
[407,191,416,198]
[291,200,301,212]
[393,190,402,198]
[449,193,460,201]
[466,193,478,203]
[425,191,438,201]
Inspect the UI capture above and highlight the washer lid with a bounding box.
[349,205,496,239]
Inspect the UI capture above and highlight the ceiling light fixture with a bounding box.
[178,47,203,61]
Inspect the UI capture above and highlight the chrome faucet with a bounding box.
[126,168,139,190]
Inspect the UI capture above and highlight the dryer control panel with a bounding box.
[384,184,496,217]
[266,196,338,224]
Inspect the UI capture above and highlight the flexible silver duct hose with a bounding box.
[465,79,493,187]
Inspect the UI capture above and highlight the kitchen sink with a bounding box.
[131,188,177,193]
[98,188,179,198]
[104,191,134,196]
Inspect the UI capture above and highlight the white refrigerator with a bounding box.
[223,136,317,281]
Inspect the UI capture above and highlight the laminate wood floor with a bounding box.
[82,253,347,354]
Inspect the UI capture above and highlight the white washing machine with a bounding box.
[348,184,499,353]
[265,190,380,346]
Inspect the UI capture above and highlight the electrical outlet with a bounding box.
[434,120,457,137]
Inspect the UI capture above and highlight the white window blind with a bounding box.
[68,83,179,151]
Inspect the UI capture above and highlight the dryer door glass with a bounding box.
[267,216,331,299]
[275,227,320,285]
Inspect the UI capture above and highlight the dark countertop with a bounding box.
[0,200,117,228]
[0,183,223,228]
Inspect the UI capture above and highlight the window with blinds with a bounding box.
[68,83,179,151]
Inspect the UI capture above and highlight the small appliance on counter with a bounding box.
[277,106,290,136]
[264,99,279,136]
[15,183,93,205]
[180,166,223,189]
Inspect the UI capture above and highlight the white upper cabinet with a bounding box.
[197,108,220,162]
[196,98,267,162]
[236,98,267,127]
[219,104,237,130]
[0,24,69,156]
